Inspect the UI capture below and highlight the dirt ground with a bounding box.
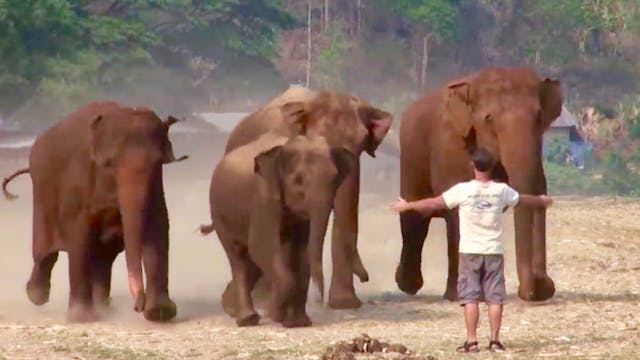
[0,133,639,360]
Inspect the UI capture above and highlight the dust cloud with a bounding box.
[0,129,518,326]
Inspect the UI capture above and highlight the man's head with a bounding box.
[471,147,496,173]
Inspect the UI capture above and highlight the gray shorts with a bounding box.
[457,254,505,305]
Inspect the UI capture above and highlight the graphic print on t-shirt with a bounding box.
[472,199,494,211]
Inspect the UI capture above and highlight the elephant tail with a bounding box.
[2,167,30,201]
[199,223,215,235]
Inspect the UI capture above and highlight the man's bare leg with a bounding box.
[463,302,479,342]
[488,303,503,341]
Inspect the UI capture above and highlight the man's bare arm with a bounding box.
[517,194,553,208]
[389,195,449,214]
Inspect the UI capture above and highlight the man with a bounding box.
[389,147,553,353]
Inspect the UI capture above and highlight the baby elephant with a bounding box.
[201,133,356,327]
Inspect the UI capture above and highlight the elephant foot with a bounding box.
[26,281,50,306]
[518,275,556,301]
[314,292,324,305]
[354,267,369,283]
[394,266,423,295]
[221,282,238,317]
[236,311,260,327]
[267,303,285,323]
[442,277,459,301]
[133,292,146,313]
[328,290,362,309]
[92,287,112,309]
[143,297,177,322]
[67,304,98,323]
[283,313,311,328]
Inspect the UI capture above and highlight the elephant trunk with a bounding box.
[498,133,554,300]
[117,154,156,312]
[308,201,332,304]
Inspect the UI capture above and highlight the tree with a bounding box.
[390,0,460,89]
[0,0,298,120]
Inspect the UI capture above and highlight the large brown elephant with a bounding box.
[200,132,356,327]
[1,101,187,322]
[224,85,392,309]
[397,67,562,302]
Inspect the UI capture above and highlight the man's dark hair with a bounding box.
[471,147,496,172]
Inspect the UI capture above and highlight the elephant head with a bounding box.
[444,67,563,192]
[279,92,393,158]
[253,135,357,304]
[89,108,187,320]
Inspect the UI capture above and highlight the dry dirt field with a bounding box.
[0,134,639,360]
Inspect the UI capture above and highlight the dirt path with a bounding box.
[1,147,639,359]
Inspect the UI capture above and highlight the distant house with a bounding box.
[545,106,583,142]
[543,106,590,167]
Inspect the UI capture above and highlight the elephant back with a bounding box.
[224,85,316,154]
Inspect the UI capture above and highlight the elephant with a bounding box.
[1,101,188,322]
[200,132,356,327]
[396,66,562,302]
[223,85,392,309]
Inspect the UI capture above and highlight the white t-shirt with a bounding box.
[441,180,520,255]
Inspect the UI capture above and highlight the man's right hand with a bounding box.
[539,194,554,208]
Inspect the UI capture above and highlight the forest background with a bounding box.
[2,0,640,194]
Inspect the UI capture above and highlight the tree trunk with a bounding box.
[420,34,430,90]
[411,41,418,88]
[324,0,330,31]
[357,0,363,35]
[306,0,312,87]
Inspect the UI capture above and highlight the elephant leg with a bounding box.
[140,233,176,322]
[284,242,311,328]
[270,242,297,324]
[222,262,262,319]
[220,234,260,326]
[26,252,58,306]
[67,240,97,323]
[26,201,58,306]
[91,242,121,310]
[444,211,460,301]
[531,208,555,300]
[395,210,430,295]
[221,280,238,317]
[514,206,537,301]
[328,169,365,309]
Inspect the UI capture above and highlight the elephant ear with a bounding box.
[90,115,115,168]
[539,78,563,131]
[254,145,284,195]
[161,115,189,164]
[330,147,358,188]
[445,78,474,139]
[359,106,392,158]
[280,101,309,135]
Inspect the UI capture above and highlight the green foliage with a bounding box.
[0,0,297,119]
[313,19,350,90]
[544,137,572,165]
[390,0,460,40]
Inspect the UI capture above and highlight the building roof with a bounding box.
[551,106,578,128]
